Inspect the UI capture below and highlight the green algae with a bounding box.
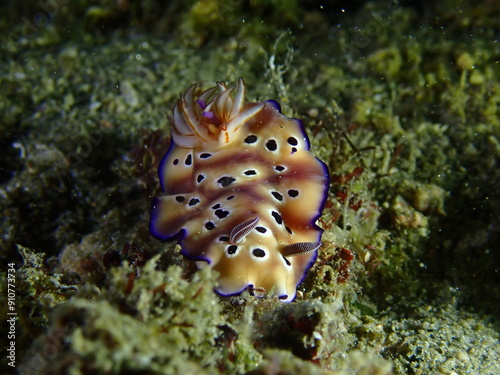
[22,257,235,374]
[1,1,499,374]
[249,349,392,375]
[0,246,78,372]
[373,303,500,374]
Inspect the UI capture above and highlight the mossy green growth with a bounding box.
[167,0,305,48]
[66,299,211,374]
[20,255,264,374]
[0,246,78,371]
[367,47,403,80]
[13,245,77,327]
[249,348,392,375]
[363,303,500,374]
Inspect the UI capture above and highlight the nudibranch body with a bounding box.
[150,78,329,302]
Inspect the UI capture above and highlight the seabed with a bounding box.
[0,1,499,374]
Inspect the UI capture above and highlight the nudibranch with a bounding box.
[150,78,329,302]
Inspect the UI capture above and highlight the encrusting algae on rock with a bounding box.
[19,255,262,374]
